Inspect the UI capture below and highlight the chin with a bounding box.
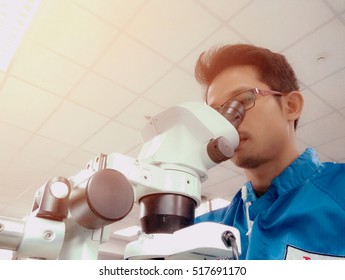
[231,152,263,169]
[230,154,242,167]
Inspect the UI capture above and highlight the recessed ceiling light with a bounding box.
[0,0,41,72]
[315,52,328,63]
[317,56,326,62]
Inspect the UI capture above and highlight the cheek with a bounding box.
[242,106,286,139]
[260,118,288,148]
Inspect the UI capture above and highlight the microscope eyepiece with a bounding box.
[217,100,245,129]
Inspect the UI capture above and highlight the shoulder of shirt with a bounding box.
[310,161,345,211]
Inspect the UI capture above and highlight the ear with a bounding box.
[283,91,304,122]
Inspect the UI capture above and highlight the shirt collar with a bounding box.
[246,148,321,219]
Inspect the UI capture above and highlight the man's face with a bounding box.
[207,65,291,169]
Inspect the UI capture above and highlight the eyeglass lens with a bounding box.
[223,90,255,111]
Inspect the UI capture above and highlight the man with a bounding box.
[194,44,345,260]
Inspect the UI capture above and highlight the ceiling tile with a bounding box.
[298,89,333,126]
[297,112,345,146]
[11,42,86,97]
[94,34,173,93]
[283,19,345,85]
[0,200,33,219]
[220,159,244,174]
[317,136,345,161]
[315,149,335,162]
[202,174,245,200]
[179,26,246,75]
[0,202,6,211]
[229,0,333,51]
[325,0,345,13]
[309,68,345,109]
[0,187,23,204]
[20,135,74,161]
[143,68,202,107]
[50,162,82,179]
[28,0,117,67]
[116,97,165,130]
[74,0,146,28]
[0,164,52,192]
[0,122,32,148]
[221,193,238,203]
[0,161,9,171]
[202,165,238,188]
[0,77,61,131]
[198,0,253,21]
[69,72,138,118]
[14,185,39,203]
[82,120,142,154]
[63,148,97,168]
[38,100,109,146]
[0,145,20,165]
[11,150,58,173]
[126,0,221,62]
[340,107,345,117]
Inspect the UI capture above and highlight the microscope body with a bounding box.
[0,101,243,260]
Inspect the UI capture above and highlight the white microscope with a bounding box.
[0,100,245,260]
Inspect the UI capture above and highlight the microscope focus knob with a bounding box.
[69,169,134,229]
[207,136,234,163]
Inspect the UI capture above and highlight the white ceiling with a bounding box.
[1,0,345,258]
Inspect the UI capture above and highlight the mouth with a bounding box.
[236,134,249,151]
[239,132,249,141]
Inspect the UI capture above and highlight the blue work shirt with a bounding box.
[195,148,345,259]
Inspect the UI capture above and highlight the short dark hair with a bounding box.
[194,44,300,128]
